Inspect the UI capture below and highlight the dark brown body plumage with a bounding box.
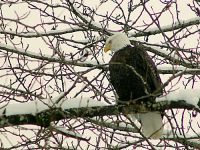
[109,45,162,103]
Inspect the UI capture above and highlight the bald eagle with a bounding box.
[104,33,163,139]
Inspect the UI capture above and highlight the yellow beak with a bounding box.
[104,43,111,53]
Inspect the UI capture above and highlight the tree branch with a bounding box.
[0,100,199,128]
[131,17,200,37]
[0,27,85,38]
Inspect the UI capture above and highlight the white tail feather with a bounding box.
[139,111,163,139]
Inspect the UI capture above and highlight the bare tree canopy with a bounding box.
[0,0,200,149]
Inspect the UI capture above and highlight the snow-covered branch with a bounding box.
[1,42,200,77]
[131,17,200,37]
[0,43,100,68]
[0,27,85,38]
[0,91,199,128]
[158,66,200,74]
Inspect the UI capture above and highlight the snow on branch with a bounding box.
[0,42,199,76]
[158,65,200,74]
[0,96,109,117]
[157,89,200,108]
[0,90,199,128]
[52,125,90,141]
[0,43,101,67]
[131,17,200,37]
[0,27,85,38]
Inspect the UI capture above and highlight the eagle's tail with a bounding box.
[139,111,163,139]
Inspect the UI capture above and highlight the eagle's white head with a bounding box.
[104,33,131,53]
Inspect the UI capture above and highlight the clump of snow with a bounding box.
[156,89,200,107]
